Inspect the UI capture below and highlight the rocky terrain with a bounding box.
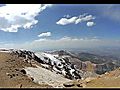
[0,49,120,88]
[0,49,82,88]
[50,50,120,74]
[85,67,120,87]
[0,50,50,88]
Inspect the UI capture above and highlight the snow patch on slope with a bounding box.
[35,52,61,65]
[24,65,71,87]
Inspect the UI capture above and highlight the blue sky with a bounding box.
[0,4,120,50]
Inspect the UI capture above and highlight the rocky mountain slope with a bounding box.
[85,67,120,87]
[0,49,83,88]
[0,49,120,88]
[0,51,50,88]
[49,50,120,74]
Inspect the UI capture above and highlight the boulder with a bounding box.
[20,69,26,74]
[63,82,74,87]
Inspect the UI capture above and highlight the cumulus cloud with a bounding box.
[86,22,95,27]
[38,32,51,37]
[0,4,52,32]
[56,14,95,26]
[56,17,78,25]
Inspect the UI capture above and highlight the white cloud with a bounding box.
[22,36,102,50]
[82,15,95,21]
[0,4,52,32]
[38,32,51,37]
[34,38,47,42]
[23,38,120,50]
[75,15,95,24]
[64,14,71,18]
[86,22,95,27]
[75,18,82,24]
[56,17,78,25]
[56,14,95,26]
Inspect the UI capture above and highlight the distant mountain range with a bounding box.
[48,50,120,75]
